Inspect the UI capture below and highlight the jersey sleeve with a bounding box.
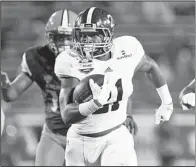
[134,37,145,61]
[114,36,145,72]
[20,52,33,77]
[54,51,75,78]
[127,36,145,66]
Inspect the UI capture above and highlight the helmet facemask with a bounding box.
[46,28,73,56]
[73,24,114,61]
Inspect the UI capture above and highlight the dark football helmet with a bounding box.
[73,7,115,60]
[45,9,77,55]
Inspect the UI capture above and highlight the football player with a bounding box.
[1,9,77,166]
[179,79,195,110]
[55,7,173,166]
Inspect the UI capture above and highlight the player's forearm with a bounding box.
[145,59,166,88]
[180,86,191,97]
[1,83,19,102]
[188,79,195,91]
[61,103,86,125]
[145,59,172,104]
[61,99,101,124]
[2,73,33,102]
[179,79,195,102]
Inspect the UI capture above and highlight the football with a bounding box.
[73,74,104,104]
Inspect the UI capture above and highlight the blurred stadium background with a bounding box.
[1,1,195,166]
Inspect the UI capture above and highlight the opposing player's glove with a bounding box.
[89,74,116,106]
[155,103,173,125]
[1,71,10,89]
[123,116,138,136]
[181,93,195,110]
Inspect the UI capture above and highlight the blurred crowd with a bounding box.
[1,1,195,166]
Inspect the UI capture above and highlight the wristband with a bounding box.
[156,84,172,105]
[79,99,101,116]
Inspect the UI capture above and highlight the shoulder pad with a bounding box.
[55,50,78,78]
[113,36,145,59]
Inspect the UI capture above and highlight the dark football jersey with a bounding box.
[21,45,70,136]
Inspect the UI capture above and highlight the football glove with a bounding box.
[155,103,173,125]
[89,74,117,106]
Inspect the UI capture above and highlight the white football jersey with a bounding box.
[55,36,145,134]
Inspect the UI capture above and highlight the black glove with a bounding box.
[123,115,138,136]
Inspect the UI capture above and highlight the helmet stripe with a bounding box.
[86,7,96,23]
[67,10,70,26]
[62,9,68,27]
[60,10,64,26]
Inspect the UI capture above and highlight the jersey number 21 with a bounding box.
[93,79,123,114]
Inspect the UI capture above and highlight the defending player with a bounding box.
[55,7,174,166]
[1,9,77,166]
[179,79,195,110]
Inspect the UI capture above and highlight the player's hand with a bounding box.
[123,116,138,136]
[1,71,10,89]
[181,93,195,110]
[155,103,173,125]
[89,74,115,106]
[89,80,110,106]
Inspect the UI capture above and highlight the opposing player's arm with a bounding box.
[1,53,33,102]
[135,54,172,105]
[179,79,195,110]
[179,79,195,99]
